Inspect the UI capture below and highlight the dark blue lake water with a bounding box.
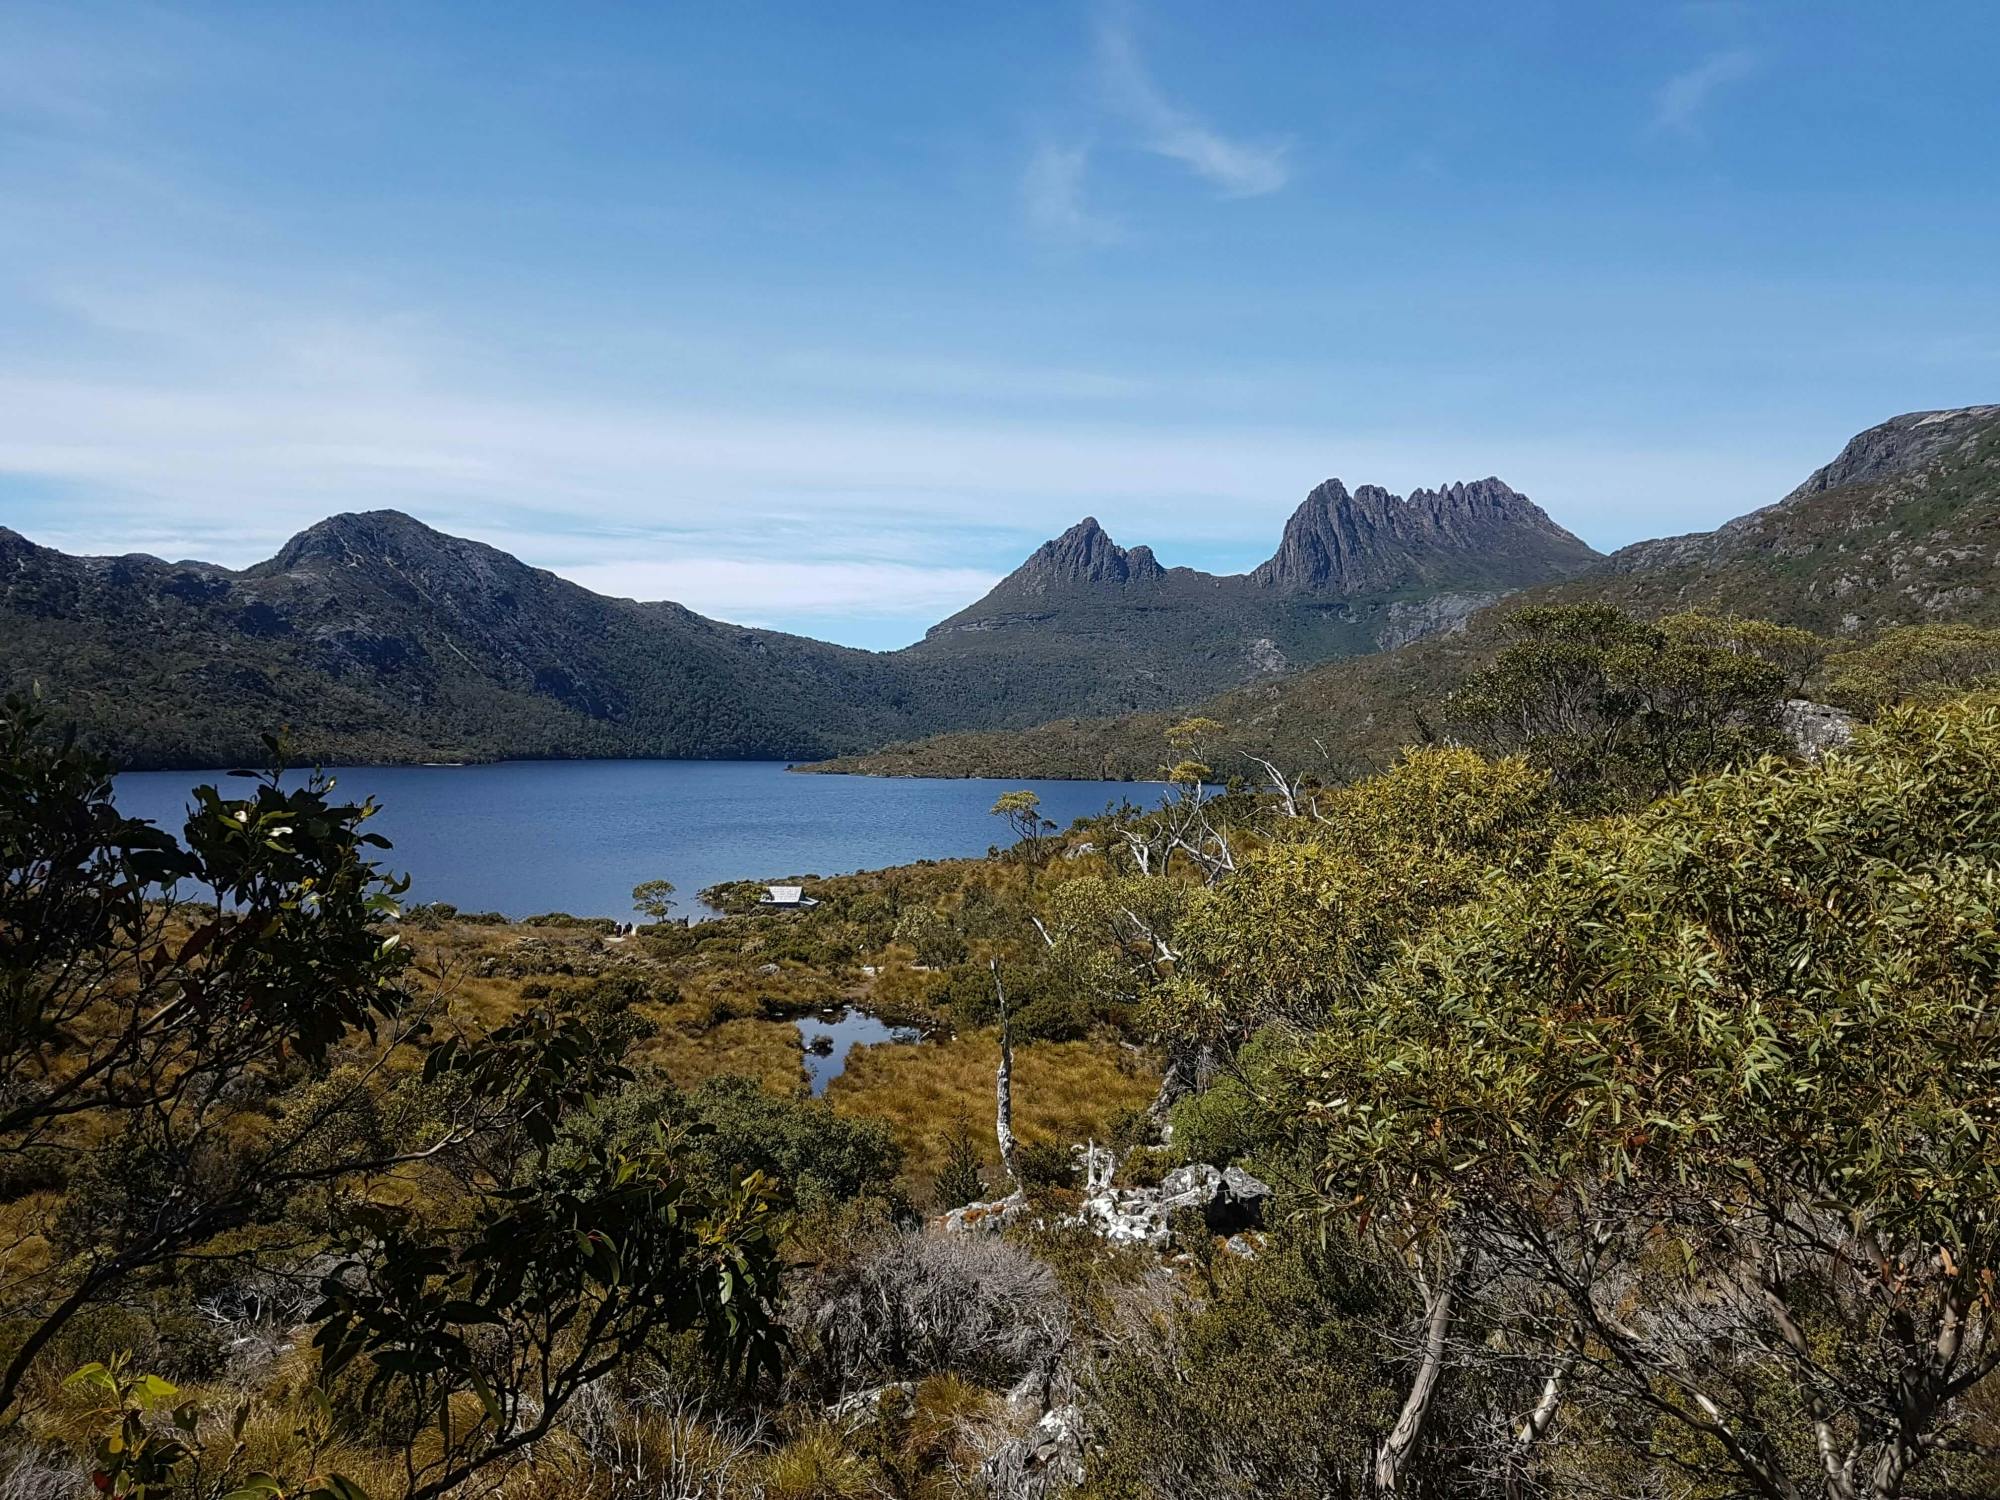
[111,761,1154,920]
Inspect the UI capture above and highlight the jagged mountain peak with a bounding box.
[1249,475,1596,593]
[1004,516,1166,595]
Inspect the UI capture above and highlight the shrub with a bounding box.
[566,1077,902,1214]
[1013,1139,1075,1194]
[790,1230,1066,1395]
[1084,1227,1418,1499]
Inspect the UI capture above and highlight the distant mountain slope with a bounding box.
[903,477,1598,723]
[2,471,1597,769]
[810,404,2000,780]
[0,511,927,768]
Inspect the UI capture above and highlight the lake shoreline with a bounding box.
[113,759,1156,921]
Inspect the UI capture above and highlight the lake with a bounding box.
[111,760,1156,919]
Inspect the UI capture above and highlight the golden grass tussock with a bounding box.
[827,1032,1158,1183]
[759,1422,888,1500]
[638,1016,808,1095]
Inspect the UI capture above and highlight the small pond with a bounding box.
[796,1008,921,1096]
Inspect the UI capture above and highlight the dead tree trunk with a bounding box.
[990,959,1019,1191]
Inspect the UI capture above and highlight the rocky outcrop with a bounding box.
[1378,591,1501,649]
[1611,405,2000,576]
[1781,699,1858,760]
[1075,1163,1273,1248]
[982,1404,1085,1499]
[1781,405,2000,504]
[1249,477,1598,595]
[943,1161,1272,1250]
[995,518,1167,597]
[941,1194,1034,1235]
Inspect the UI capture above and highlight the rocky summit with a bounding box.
[1249,477,1597,594]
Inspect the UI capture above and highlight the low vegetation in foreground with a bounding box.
[8,602,2000,1498]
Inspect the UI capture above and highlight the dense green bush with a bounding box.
[566,1076,903,1215]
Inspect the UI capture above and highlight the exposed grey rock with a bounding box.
[1611,405,2000,575]
[1246,635,1288,674]
[1781,699,1858,760]
[1221,1165,1274,1210]
[941,1193,1032,1235]
[1250,477,1596,594]
[999,518,1166,597]
[1006,1370,1048,1420]
[826,1381,915,1427]
[1378,590,1501,649]
[1074,1162,1273,1247]
[982,1403,1085,1500]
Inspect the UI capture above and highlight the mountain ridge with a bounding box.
[3,469,1594,768]
[809,403,2000,779]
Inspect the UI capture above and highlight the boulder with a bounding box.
[1781,698,1857,760]
[941,1193,1032,1235]
[1075,1162,1273,1247]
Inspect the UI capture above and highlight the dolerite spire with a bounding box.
[1003,517,1166,596]
[1249,476,1598,594]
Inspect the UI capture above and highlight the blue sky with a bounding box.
[1,1,1995,649]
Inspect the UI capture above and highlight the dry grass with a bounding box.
[637,1017,807,1095]
[827,1032,1158,1186]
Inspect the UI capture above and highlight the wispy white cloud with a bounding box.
[1021,142,1121,244]
[1095,12,1290,197]
[556,557,1003,626]
[1652,48,1756,137]
[0,350,1801,571]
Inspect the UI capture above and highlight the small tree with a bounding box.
[631,877,678,923]
[933,1113,988,1211]
[990,790,1054,862]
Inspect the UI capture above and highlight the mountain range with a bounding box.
[814,402,2000,779]
[0,474,1597,769]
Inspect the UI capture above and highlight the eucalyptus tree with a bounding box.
[1439,603,1791,808]
[1305,700,2000,1499]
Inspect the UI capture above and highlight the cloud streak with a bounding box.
[1095,13,1290,197]
[556,557,1003,626]
[1652,48,1756,137]
[1021,142,1121,244]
